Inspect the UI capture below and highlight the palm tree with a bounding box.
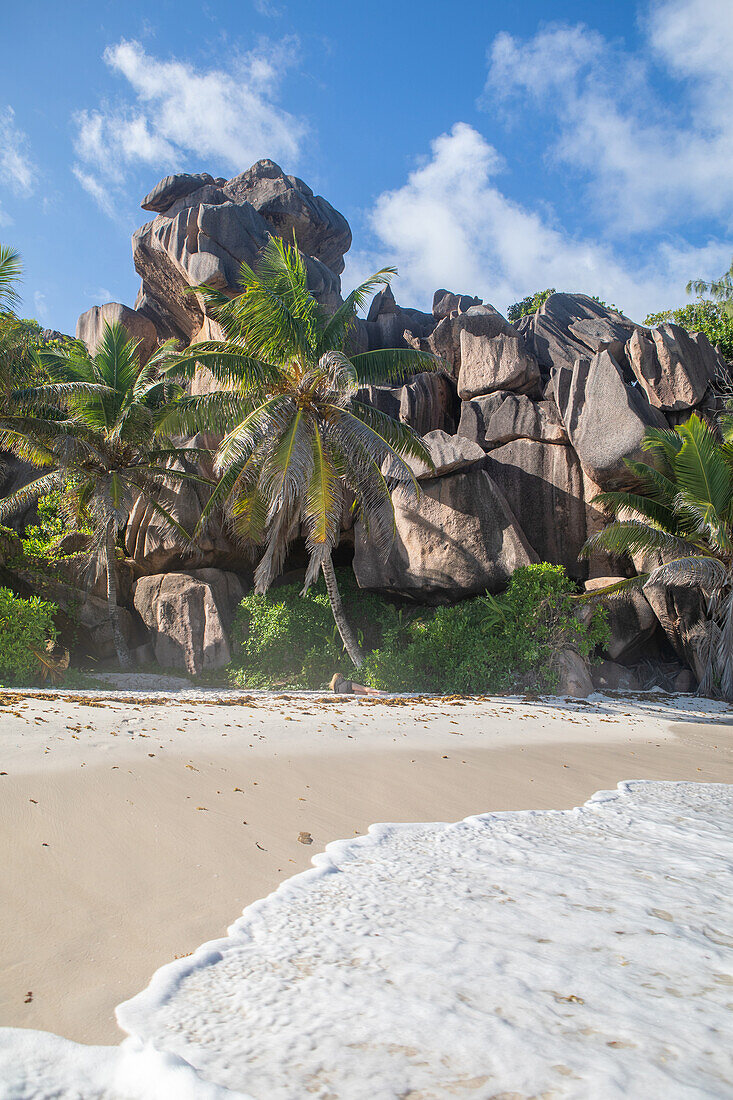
[0,322,206,668]
[581,413,733,698]
[688,258,733,317]
[160,237,440,668]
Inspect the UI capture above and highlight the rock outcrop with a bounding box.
[76,302,158,364]
[132,568,245,674]
[578,577,658,661]
[353,459,536,600]
[485,439,588,578]
[458,392,567,449]
[627,324,719,411]
[112,159,350,351]
[553,349,666,486]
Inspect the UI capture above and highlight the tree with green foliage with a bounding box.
[161,237,439,668]
[687,258,733,317]
[644,299,733,361]
[507,288,555,323]
[581,414,733,699]
[0,323,203,668]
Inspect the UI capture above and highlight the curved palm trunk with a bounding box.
[105,520,132,670]
[321,553,364,669]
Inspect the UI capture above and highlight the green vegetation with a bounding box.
[161,236,438,668]
[687,257,733,317]
[0,319,201,668]
[582,414,733,700]
[507,288,555,323]
[507,288,621,324]
[0,586,57,685]
[229,563,607,694]
[644,299,733,360]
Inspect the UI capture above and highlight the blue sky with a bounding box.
[1,0,732,334]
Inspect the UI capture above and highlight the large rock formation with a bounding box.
[627,324,719,411]
[354,435,536,600]
[122,160,349,349]
[132,568,245,674]
[553,349,666,486]
[485,439,588,578]
[76,303,158,364]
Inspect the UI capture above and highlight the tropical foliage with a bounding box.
[582,414,733,699]
[507,288,555,323]
[644,299,733,361]
[0,322,203,668]
[687,257,733,317]
[230,563,608,694]
[161,236,440,666]
[0,586,58,686]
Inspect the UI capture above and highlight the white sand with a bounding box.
[1,688,731,1048]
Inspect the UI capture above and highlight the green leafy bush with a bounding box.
[507,289,555,323]
[229,569,399,689]
[507,289,622,325]
[644,299,733,360]
[20,492,65,559]
[360,563,607,694]
[229,563,608,694]
[0,587,58,685]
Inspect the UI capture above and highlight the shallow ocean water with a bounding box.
[1,780,731,1099]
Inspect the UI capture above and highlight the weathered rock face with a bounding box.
[0,455,40,531]
[523,293,641,378]
[131,160,347,347]
[132,568,245,674]
[485,439,588,578]
[365,285,436,350]
[432,289,483,319]
[383,429,485,480]
[458,332,540,400]
[554,648,594,698]
[592,659,641,692]
[422,305,516,376]
[458,392,566,449]
[554,350,667,486]
[579,577,658,660]
[124,444,235,572]
[353,465,537,600]
[76,302,158,364]
[627,324,718,411]
[359,372,458,437]
[222,160,352,275]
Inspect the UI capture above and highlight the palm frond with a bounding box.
[349,348,443,385]
[0,244,22,311]
[645,555,728,593]
[580,519,697,561]
[318,267,397,354]
[673,414,732,515]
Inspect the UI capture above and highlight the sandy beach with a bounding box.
[1,688,732,1048]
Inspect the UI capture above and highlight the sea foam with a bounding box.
[1,780,731,1098]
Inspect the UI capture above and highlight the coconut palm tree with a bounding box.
[160,237,440,668]
[581,413,733,698]
[0,322,207,668]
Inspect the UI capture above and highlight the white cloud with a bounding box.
[73,38,305,216]
[0,106,37,194]
[482,0,733,234]
[344,122,732,322]
[33,291,48,321]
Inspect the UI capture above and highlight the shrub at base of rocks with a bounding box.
[228,564,609,695]
[0,587,58,686]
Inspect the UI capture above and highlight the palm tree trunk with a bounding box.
[105,519,132,670]
[321,553,364,669]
